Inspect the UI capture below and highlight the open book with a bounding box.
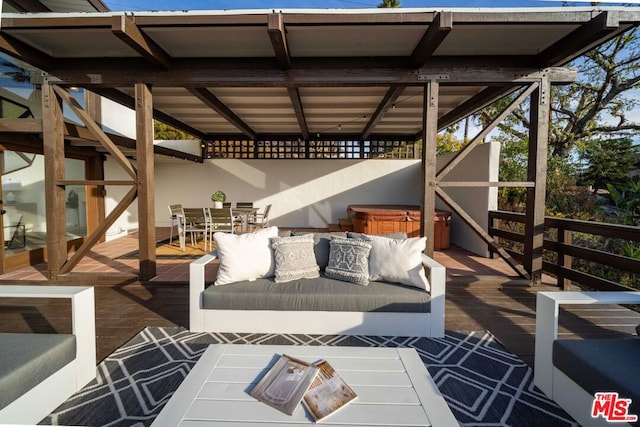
[250,354,319,415]
[303,359,358,422]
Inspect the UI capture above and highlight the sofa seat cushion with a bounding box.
[553,338,640,416]
[0,333,76,410]
[202,274,430,313]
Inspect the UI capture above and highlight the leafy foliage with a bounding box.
[377,0,401,7]
[578,137,639,192]
[154,121,195,140]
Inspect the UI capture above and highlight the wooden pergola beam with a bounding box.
[359,85,406,142]
[52,85,137,179]
[60,186,137,275]
[0,33,53,71]
[410,12,453,68]
[39,65,577,87]
[112,15,171,69]
[41,82,66,279]
[287,88,309,141]
[188,87,258,140]
[537,12,619,66]
[268,13,291,70]
[136,83,156,281]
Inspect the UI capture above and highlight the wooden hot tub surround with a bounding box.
[347,204,451,249]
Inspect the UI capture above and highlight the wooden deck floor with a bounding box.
[1,229,639,367]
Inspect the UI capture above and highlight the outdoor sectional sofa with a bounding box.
[534,291,640,427]
[0,285,96,425]
[190,228,446,337]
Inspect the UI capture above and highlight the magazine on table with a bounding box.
[250,354,319,415]
[303,359,358,422]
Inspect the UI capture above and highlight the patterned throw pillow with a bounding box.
[365,234,430,291]
[325,235,372,286]
[272,234,320,283]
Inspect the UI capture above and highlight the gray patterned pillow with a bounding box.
[272,234,320,283]
[325,235,372,286]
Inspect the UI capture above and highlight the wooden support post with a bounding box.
[558,227,573,290]
[42,82,67,279]
[136,83,156,281]
[524,76,550,285]
[421,81,438,256]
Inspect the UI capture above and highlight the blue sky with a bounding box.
[102,0,630,11]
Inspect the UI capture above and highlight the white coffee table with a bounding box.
[152,344,459,426]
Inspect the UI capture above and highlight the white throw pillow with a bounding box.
[365,234,430,291]
[214,226,279,286]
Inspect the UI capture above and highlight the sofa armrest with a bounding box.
[0,285,96,388]
[422,253,446,337]
[189,251,219,332]
[534,291,640,397]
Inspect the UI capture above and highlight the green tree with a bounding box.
[154,121,195,140]
[377,0,401,8]
[579,137,639,192]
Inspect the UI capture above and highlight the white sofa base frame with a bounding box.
[190,253,446,338]
[0,286,96,425]
[534,291,640,427]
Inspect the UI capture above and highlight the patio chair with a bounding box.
[181,208,208,251]
[248,204,271,230]
[168,204,183,245]
[205,207,234,251]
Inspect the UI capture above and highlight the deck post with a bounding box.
[524,76,550,285]
[135,83,156,280]
[42,82,67,279]
[421,81,439,256]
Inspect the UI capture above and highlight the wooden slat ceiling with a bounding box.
[1,7,639,143]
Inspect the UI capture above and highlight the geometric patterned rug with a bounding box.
[42,327,578,426]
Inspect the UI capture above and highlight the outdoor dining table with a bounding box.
[231,207,259,232]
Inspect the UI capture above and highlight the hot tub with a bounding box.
[347,204,451,249]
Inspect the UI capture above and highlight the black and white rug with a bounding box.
[42,327,577,426]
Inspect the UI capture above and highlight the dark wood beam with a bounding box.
[89,88,207,140]
[112,15,171,69]
[42,83,67,279]
[42,63,576,87]
[410,12,453,69]
[135,83,156,281]
[360,85,406,142]
[421,81,438,257]
[188,87,257,140]
[268,14,291,70]
[537,12,619,67]
[0,33,53,71]
[523,77,551,285]
[287,88,309,140]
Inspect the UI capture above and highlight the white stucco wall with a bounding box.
[435,142,500,256]
[104,143,500,257]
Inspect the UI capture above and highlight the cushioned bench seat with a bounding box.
[202,274,431,313]
[0,333,76,411]
[553,337,640,417]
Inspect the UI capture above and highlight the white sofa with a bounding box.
[534,291,640,427]
[189,232,446,338]
[0,285,96,425]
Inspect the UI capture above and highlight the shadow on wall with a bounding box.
[154,159,423,228]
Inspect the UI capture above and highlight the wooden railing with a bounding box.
[488,210,640,291]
